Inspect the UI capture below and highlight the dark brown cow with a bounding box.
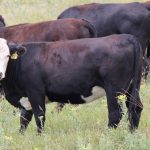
[0,18,96,43]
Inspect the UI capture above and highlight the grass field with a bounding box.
[0,0,150,150]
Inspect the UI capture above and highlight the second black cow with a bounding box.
[58,2,150,78]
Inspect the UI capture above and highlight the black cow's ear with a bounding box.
[8,43,27,60]
[15,45,27,56]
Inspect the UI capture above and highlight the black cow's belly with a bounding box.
[46,93,85,104]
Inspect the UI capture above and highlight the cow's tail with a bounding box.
[81,19,97,38]
[131,37,143,97]
[146,40,150,58]
[127,36,143,129]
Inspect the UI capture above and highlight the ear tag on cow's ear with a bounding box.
[11,52,18,60]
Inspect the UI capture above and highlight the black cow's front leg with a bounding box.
[105,84,122,128]
[19,108,33,133]
[27,90,46,133]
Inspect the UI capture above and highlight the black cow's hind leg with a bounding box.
[105,84,122,128]
[19,108,33,133]
[126,86,143,131]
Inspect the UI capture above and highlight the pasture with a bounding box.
[0,0,150,150]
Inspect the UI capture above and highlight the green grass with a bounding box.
[0,0,150,150]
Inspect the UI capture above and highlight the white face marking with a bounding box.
[19,96,50,111]
[81,86,106,103]
[0,38,10,79]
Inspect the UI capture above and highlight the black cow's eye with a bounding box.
[7,55,10,58]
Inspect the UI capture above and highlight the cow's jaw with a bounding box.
[0,38,10,79]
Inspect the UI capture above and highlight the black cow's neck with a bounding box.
[2,58,24,107]
[0,59,23,108]
[4,59,22,93]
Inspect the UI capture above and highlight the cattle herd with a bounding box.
[0,1,150,134]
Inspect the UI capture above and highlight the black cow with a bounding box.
[0,34,143,133]
[58,2,150,57]
[58,2,150,79]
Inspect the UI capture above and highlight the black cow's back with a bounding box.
[58,2,150,36]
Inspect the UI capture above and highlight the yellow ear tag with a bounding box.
[11,52,18,60]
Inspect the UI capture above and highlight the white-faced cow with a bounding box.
[0,34,143,133]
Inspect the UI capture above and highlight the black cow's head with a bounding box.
[0,38,26,80]
[8,43,27,60]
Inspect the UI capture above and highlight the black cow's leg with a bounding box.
[126,86,143,131]
[19,108,33,133]
[105,84,122,128]
[142,57,149,80]
[27,90,46,133]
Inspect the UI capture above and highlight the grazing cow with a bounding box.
[0,18,96,43]
[0,15,5,27]
[0,34,143,133]
[0,18,97,123]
